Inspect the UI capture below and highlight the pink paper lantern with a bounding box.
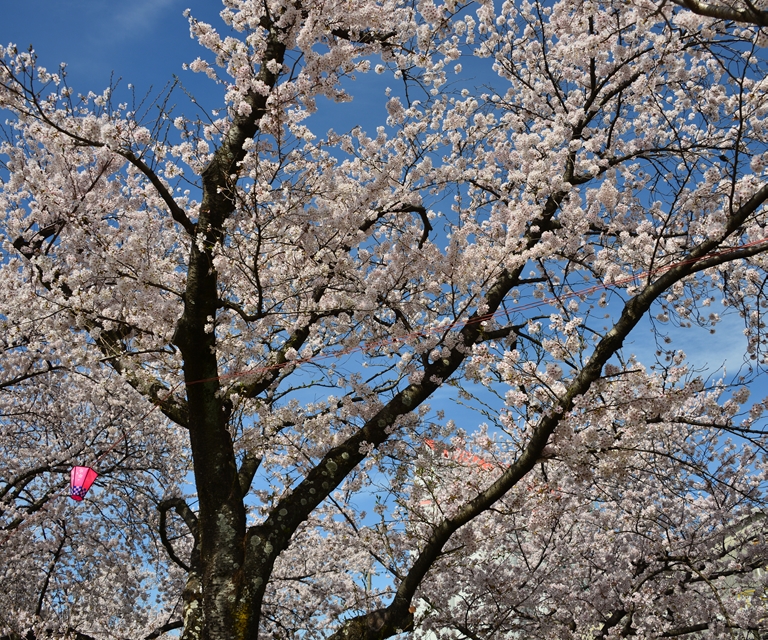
[70,466,98,501]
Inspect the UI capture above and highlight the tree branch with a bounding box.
[158,498,199,572]
[670,0,768,26]
[237,453,262,498]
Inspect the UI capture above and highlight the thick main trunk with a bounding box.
[175,238,250,640]
[172,55,286,628]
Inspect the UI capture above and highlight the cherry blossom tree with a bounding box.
[412,375,768,639]
[3,0,768,638]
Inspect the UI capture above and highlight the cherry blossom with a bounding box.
[2,0,768,639]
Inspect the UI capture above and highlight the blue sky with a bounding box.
[0,1,397,137]
[0,1,216,93]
